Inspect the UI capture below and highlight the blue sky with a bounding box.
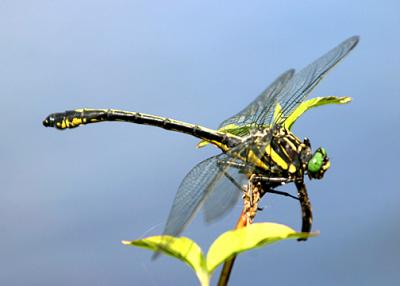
[1,1,399,285]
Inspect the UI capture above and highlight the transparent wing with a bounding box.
[162,154,245,238]
[217,69,295,131]
[202,157,247,223]
[271,36,359,125]
[201,134,274,222]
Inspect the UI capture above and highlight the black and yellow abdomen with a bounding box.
[43,109,243,152]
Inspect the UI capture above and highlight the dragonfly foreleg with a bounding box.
[216,159,246,170]
[215,159,245,191]
[262,189,299,201]
[295,180,312,241]
[242,174,261,223]
[252,175,294,185]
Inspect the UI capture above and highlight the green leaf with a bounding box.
[206,223,317,273]
[123,236,209,286]
[283,96,351,130]
[123,223,317,285]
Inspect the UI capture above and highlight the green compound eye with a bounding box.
[308,148,330,179]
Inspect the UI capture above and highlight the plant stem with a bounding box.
[217,211,248,286]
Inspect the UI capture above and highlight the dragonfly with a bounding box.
[43,36,359,240]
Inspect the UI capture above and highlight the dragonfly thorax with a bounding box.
[234,126,301,177]
[234,125,331,181]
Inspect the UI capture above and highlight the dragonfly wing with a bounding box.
[271,36,359,125]
[202,157,247,223]
[202,137,269,222]
[217,69,295,131]
[162,154,243,237]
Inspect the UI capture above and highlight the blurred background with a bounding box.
[1,1,399,285]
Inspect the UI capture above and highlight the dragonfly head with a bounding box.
[307,147,330,179]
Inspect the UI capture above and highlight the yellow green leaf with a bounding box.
[123,223,318,284]
[283,96,352,130]
[122,236,209,286]
[206,223,317,273]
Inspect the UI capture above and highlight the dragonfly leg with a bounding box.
[251,175,293,185]
[214,159,245,191]
[295,180,312,241]
[247,175,295,205]
[216,160,246,170]
[242,175,261,223]
[248,174,257,206]
[263,189,299,201]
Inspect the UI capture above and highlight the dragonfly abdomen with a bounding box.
[43,109,241,151]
